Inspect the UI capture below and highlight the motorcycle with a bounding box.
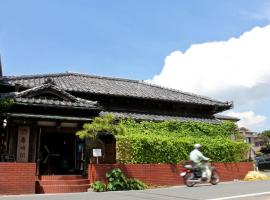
[180,160,220,187]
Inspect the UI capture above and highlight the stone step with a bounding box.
[37,175,90,193]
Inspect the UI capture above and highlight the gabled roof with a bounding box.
[3,80,101,110]
[15,81,78,102]
[2,72,232,110]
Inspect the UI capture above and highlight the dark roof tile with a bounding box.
[3,72,232,108]
[100,111,221,124]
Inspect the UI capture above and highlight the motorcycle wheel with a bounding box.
[184,172,196,187]
[210,170,220,185]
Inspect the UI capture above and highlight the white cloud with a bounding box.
[150,25,270,105]
[226,111,266,130]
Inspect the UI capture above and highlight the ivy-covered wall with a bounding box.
[116,119,249,163]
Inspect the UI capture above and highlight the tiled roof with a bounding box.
[2,72,232,108]
[100,111,221,124]
[15,82,78,102]
[3,81,101,109]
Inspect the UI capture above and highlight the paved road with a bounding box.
[1,180,270,200]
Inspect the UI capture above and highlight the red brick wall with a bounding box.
[0,163,36,195]
[89,162,253,186]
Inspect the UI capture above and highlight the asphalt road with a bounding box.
[1,180,270,200]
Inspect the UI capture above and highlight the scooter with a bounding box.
[180,160,220,187]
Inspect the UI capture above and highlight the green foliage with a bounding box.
[116,134,248,163]
[106,168,128,191]
[115,119,248,163]
[261,130,270,146]
[0,98,14,115]
[126,178,147,190]
[77,115,248,164]
[91,181,107,192]
[119,119,238,138]
[76,114,126,140]
[106,168,147,191]
[261,130,270,138]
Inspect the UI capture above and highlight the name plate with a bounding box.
[16,126,30,162]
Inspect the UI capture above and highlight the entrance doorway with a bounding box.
[39,132,76,175]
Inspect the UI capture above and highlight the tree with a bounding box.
[76,114,126,163]
[76,114,126,140]
[260,130,270,154]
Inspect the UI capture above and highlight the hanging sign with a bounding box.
[16,126,30,162]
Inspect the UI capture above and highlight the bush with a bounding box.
[127,178,147,190]
[91,181,107,192]
[106,168,147,191]
[106,168,128,191]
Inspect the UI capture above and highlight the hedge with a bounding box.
[116,119,249,163]
[119,119,238,138]
[116,134,249,163]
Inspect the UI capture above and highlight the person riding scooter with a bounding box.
[189,144,211,180]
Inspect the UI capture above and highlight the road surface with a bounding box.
[1,180,270,200]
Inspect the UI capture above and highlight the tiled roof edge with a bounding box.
[3,72,232,106]
[141,80,232,106]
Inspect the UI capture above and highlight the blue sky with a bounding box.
[1,0,270,132]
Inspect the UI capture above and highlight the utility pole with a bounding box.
[0,55,3,77]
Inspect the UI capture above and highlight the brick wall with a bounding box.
[0,163,36,195]
[89,162,253,186]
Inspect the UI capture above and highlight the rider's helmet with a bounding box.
[194,143,201,149]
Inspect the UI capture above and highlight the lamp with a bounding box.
[3,119,7,128]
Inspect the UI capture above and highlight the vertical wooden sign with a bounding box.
[16,126,30,162]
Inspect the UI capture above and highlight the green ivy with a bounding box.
[119,119,239,138]
[116,134,249,163]
[77,115,248,164]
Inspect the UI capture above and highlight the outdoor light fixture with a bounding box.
[3,119,7,128]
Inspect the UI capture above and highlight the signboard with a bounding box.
[16,126,30,162]
[93,148,102,157]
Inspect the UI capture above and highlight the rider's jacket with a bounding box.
[189,149,209,163]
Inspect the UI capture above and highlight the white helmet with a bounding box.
[194,144,201,149]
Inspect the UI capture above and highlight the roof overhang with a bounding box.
[5,113,93,122]
[100,111,221,124]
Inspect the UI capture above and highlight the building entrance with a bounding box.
[39,132,76,175]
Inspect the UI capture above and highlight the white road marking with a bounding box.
[208,191,270,200]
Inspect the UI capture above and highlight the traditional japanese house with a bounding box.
[0,69,233,193]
